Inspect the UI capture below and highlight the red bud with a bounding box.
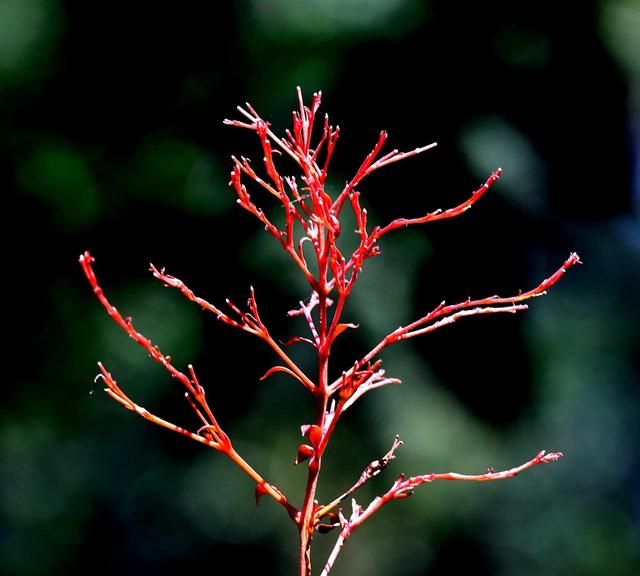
[295,444,314,465]
[307,425,322,449]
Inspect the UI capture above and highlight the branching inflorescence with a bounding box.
[81,88,581,575]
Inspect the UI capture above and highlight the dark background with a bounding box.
[3,1,639,574]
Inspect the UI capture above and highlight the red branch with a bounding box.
[79,251,297,520]
[329,252,582,397]
[83,88,580,576]
[321,450,563,575]
[149,264,315,391]
[315,435,404,524]
[80,252,205,407]
[374,168,502,239]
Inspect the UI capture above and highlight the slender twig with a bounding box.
[84,88,578,576]
[80,252,200,401]
[321,450,563,575]
[80,253,298,520]
[329,252,581,396]
[150,265,315,391]
[315,435,404,521]
[373,168,502,240]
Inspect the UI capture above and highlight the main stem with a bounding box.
[299,354,328,574]
[299,436,322,576]
[299,256,332,576]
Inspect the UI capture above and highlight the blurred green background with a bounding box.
[3,1,639,574]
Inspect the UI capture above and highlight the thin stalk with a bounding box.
[299,248,332,575]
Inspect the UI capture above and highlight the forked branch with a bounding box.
[315,435,404,523]
[329,252,582,397]
[321,450,563,575]
[79,252,297,520]
[83,89,580,576]
[150,264,315,391]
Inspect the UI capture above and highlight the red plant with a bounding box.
[81,88,580,575]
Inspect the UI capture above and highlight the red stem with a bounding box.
[83,89,581,576]
[321,450,563,574]
[80,252,298,520]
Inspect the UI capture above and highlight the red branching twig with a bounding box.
[80,252,204,405]
[321,450,563,575]
[96,362,227,448]
[373,168,502,240]
[315,435,404,523]
[83,88,579,576]
[332,130,437,215]
[79,251,298,520]
[150,264,315,391]
[329,252,582,397]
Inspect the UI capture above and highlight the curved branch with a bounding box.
[80,252,298,520]
[329,252,581,395]
[373,168,502,240]
[96,363,298,520]
[150,265,316,392]
[80,252,201,401]
[315,435,404,522]
[321,450,563,575]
